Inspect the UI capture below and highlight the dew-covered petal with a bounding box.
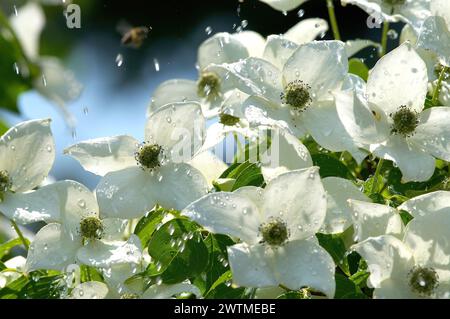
[227,243,278,287]
[77,234,142,268]
[284,18,329,45]
[398,191,450,218]
[0,119,55,192]
[348,200,404,242]
[69,281,110,299]
[273,239,336,298]
[233,31,265,58]
[188,151,228,187]
[260,129,312,181]
[412,107,450,162]
[206,58,283,104]
[417,16,450,67]
[102,218,129,241]
[198,32,249,70]
[182,192,262,244]
[340,0,402,24]
[399,0,433,33]
[321,177,370,234]
[370,136,436,182]
[345,39,381,57]
[263,35,299,70]
[149,79,199,114]
[145,102,206,160]
[258,0,308,12]
[404,210,450,269]
[25,223,80,272]
[142,283,202,299]
[233,186,264,211]
[283,41,348,101]
[352,235,414,290]
[64,135,139,176]
[261,167,326,241]
[367,42,428,114]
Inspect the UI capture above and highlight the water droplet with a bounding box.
[387,29,398,40]
[297,9,305,18]
[42,74,47,87]
[77,199,86,208]
[153,58,160,72]
[241,20,248,28]
[13,62,19,75]
[205,26,213,35]
[115,54,124,67]
[83,106,89,115]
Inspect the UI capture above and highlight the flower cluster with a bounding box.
[1,0,450,299]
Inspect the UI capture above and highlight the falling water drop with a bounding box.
[115,54,124,67]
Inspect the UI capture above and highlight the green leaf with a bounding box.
[146,218,208,284]
[0,261,6,271]
[312,154,354,180]
[348,58,369,82]
[204,270,247,299]
[276,290,311,299]
[349,270,370,287]
[134,207,168,247]
[80,265,103,283]
[316,233,350,276]
[0,119,9,136]
[0,238,29,259]
[334,273,367,299]
[219,161,265,191]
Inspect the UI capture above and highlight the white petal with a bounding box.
[77,234,142,268]
[64,135,139,176]
[412,107,450,161]
[349,200,404,242]
[102,218,129,241]
[69,282,110,299]
[188,151,228,187]
[232,31,265,57]
[182,192,262,244]
[261,167,327,240]
[149,79,199,114]
[0,119,55,192]
[340,0,401,24]
[399,0,432,33]
[263,35,298,70]
[371,136,435,182]
[352,235,414,291]
[25,223,80,272]
[399,191,450,218]
[431,0,450,25]
[206,58,283,103]
[198,32,249,70]
[367,42,428,114]
[273,240,336,298]
[10,2,45,59]
[321,177,370,234]
[345,39,381,57]
[233,186,265,210]
[284,18,329,45]
[142,283,202,299]
[145,102,205,160]
[259,0,308,12]
[260,129,312,181]
[283,41,348,101]
[404,210,450,268]
[227,243,278,287]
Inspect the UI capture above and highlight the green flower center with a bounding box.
[259,217,289,246]
[80,216,103,240]
[135,143,162,170]
[0,170,11,202]
[390,106,419,137]
[382,0,406,5]
[282,80,311,112]
[219,113,240,126]
[120,293,140,299]
[408,266,439,297]
[197,72,221,100]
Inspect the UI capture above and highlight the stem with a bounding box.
[432,66,448,105]
[233,133,243,163]
[379,21,390,57]
[371,158,384,194]
[279,284,291,291]
[10,220,29,251]
[326,0,341,40]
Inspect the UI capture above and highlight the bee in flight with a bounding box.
[117,21,151,48]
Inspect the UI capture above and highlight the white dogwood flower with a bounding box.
[182,167,336,298]
[335,42,450,182]
[0,119,56,223]
[341,0,431,33]
[65,102,209,218]
[24,180,142,272]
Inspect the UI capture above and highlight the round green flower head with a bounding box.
[408,266,439,297]
[282,80,312,112]
[390,105,419,137]
[197,72,221,100]
[219,112,240,126]
[80,216,104,240]
[136,143,162,170]
[259,217,289,246]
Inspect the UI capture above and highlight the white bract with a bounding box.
[341,0,431,33]
[0,119,56,224]
[65,102,209,219]
[336,42,450,182]
[182,167,336,298]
